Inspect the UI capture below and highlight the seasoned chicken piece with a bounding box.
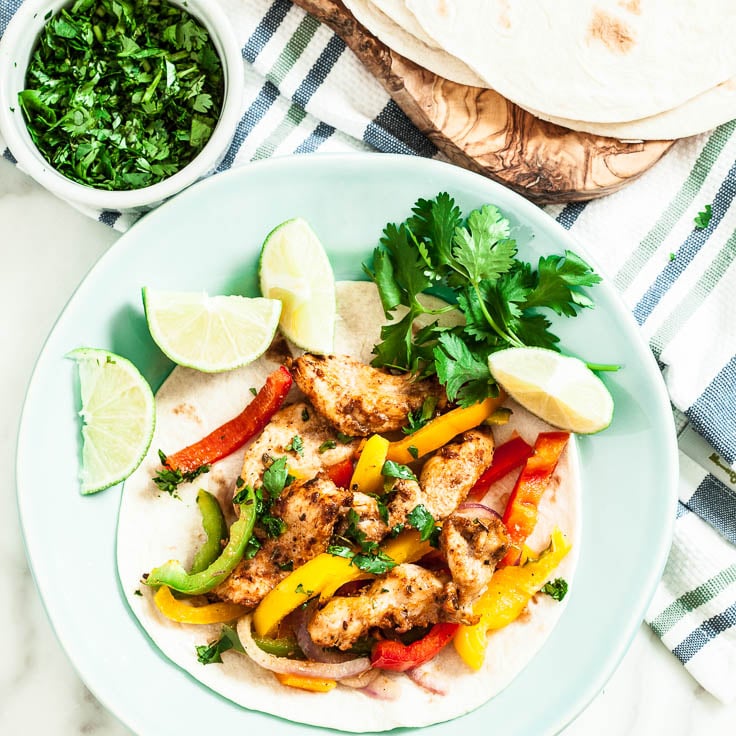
[239,401,358,490]
[289,353,446,436]
[308,564,445,650]
[440,511,510,624]
[215,477,350,607]
[386,477,424,530]
[339,491,389,544]
[418,427,495,520]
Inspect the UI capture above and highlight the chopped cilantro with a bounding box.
[195,624,244,665]
[407,445,419,460]
[249,387,258,396]
[295,583,314,596]
[19,0,224,191]
[235,476,245,489]
[540,578,569,601]
[133,589,143,597]
[318,440,337,453]
[327,544,397,575]
[153,450,209,497]
[407,504,441,547]
[402,396,438,435]
[381,460,417,481]
[336,431,354,444]
[277,560,294,572]
[285,435,304,457]
[301,407,310,422]
[694,204,713,229]
[364,193,601,405]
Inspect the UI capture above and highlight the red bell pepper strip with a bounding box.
[163,366,293,474]
[370,622,459,672]
[500,431,569,567]
[325,457,354,489]
[467,435,534,501]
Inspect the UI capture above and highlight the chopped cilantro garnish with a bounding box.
[249,387,258,396]
[327,544,397,575]
[402,396,438,435]
[318,440,337,453]
[540,578,569,601]
[336,431,354,444]
[694,204,713,229]
[407,504,441,547]
[285,435,304,457]
[295,583,314,596]
[301,407,310,422]
[153,450,209,497]
[381,460,418,481]
[407,445,419,460]
[19,0,224,191]
[195,624,244,665]
[364,193,601,405]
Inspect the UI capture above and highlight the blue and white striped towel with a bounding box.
[2,0,735,704]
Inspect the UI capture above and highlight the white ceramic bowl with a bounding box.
[0,0,243,213]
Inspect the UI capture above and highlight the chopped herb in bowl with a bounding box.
[18,0,225,191]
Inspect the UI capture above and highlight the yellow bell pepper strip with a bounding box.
[253,530,433,637]
[145,485,256,595]
[274,672,337,692]
[500,431,569,566]
[153,585,248,625]
[453,527,572,670]
[349,434,390,493]
[386,392,507,464]
[189,489,228,574]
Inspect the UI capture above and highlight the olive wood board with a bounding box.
[291,0,676,204]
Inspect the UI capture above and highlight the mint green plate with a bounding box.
[16,154,678,735]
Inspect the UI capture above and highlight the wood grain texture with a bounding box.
[291,0,675,204]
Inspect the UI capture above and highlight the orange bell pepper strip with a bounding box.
[350,434,390,493]
[500,431,569,566]
[454,528,571,670]
[466,435,534,501]
[386,392,507,465]
[161,366,293,474]
[371,622,459,672]
[253,530,433,637]
[275,673,337,692]
[153,585,248,625]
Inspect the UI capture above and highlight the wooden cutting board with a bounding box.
[291,0,675,204]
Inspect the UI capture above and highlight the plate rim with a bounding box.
[15,152,679,736]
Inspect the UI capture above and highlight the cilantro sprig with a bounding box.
[19,0,224,191]
[364,194,602,406]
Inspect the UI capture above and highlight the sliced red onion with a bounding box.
[237,615,371,680]
[457,501,501,520]
[405,663,447,695]
[291,600,355,664]
[341,669,381,689]
[360,672,402,700]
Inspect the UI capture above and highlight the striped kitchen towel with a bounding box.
[2,0,735,703]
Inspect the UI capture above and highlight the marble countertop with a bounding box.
[1,156,733,735]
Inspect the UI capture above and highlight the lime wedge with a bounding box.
[143,289,281,372]
[258,218,336,354]
[67,347,156,494]
[487,347,614,434]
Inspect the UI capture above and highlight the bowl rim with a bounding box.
[0,0,244,212]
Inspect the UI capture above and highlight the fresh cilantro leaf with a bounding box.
[408,445,419,460]
[195,624,244,665]
[285,435,304,457]
[540,578,569,601]
[694,204,712,229]
[262,456,290,498]
[336,432,354,444]
[434,333,497,406]
[232,484,254,505]
[318,440,337,453]
[381,460,418,481]
[295,583,314,596]
[402,396,438,435]
[352,550,397,575]
[407,192,463,273]
[407,505,441,547]
[301,407,310,421]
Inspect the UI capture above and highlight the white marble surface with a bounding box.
[1,155,734,735]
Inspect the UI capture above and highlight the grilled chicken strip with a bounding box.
[215,476,350,607]
[308,564,445,650]
[440,511,510,625]
[340,491,390,544]
[239,401,359,488]
[417,427,495,520]
[289,353,446,436]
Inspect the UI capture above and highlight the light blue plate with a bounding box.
[16,154,678,736]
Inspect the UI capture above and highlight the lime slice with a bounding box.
[67,348,156,494]
[143,289,281,372]
[259,218,336,353]
[487,347,614,434]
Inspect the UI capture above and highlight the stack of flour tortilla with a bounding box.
[343,0,736,140]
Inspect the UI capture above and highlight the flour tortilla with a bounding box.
[347,0,736,139]
[117,281,581,731]
[405,0,736,123]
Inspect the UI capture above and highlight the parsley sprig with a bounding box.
[364,194,602,406]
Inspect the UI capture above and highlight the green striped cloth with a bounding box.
[2,0,735,703]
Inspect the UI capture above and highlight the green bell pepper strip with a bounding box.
[253,635,300,658]
[189,489,228,575]
[146,486,256,595]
